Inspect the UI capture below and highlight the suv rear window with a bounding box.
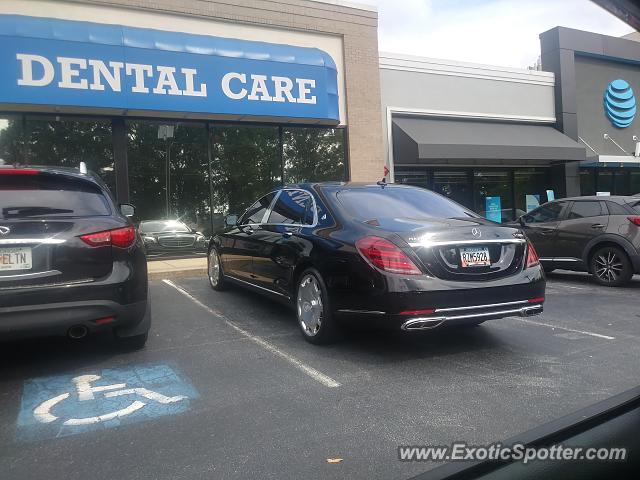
[628,201,640,214]
[0,174,111,219]
[335,186,474,220]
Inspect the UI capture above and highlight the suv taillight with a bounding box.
[355,236,422,275]
[80,226,136,248]
[526,241,540,268]
[628,216,640,226]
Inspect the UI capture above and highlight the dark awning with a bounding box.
[392,117,586,164]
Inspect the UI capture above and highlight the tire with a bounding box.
[295,268,338,345]
[590,246,633,287]
[208,247,227,291]
[116,332,148,351]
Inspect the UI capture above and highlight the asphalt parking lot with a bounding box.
[1,271,640,480]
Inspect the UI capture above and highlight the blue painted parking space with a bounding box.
[16,363,198,441]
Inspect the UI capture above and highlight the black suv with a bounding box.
[0,165,150,348]
[515,196,640,286]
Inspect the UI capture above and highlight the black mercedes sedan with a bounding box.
[0,165,150,348]
[139,219,208,256]
[207,183,545,344]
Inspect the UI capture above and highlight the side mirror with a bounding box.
[518,216,526,227]
[225,214,238,227]
[120,203,135,217]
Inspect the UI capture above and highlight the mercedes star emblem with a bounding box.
[471,227,481,238]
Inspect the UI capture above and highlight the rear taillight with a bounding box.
[526,241,540,268]
[355,236,422,275]
[80,226,136,248]
[628,216,640,226]
[0,168,39,175]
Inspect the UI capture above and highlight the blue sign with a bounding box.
[0,15,339,123]
[604,79,636,128]
[525,194,540,213]
[16,363,198,441]
[546,189,555,201]
[485,196,502,223]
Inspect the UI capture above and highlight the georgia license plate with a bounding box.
[0,247,33,271]
[460,247,491,267]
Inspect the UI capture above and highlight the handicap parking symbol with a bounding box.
[17,363,198,440]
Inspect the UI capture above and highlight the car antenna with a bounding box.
[376,177,386,188]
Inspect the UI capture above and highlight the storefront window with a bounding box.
[474,170,513,223]
[433,170,473,210]
[22,116,115,193]
[514,168,551,216]
[211,125,280,233]
[395,169,429,188]
[631,171,640,195]
[128,121,211,256]
[580,169,596,196]
[596,170,613,195]
[0,115,23,166]
[282,127,346,184]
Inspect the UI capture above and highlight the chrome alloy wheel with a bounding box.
[208,249,221,287]
[297,274,323,336]
[594,250,624,283]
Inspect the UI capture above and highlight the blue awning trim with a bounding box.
[0,15,340,122]
[0,15,337,70]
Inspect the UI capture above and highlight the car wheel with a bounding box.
[295,268,337,345]
[590,246,633,287]
[116,332,148,351]
[208,247,227,291]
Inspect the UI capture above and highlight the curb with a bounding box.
[148,268,207,281]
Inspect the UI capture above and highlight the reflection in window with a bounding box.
[211,126,280,232]
[283,128,346,184]
[127,121,211,240]
[21,116,115,193]
[267,190,312,225]
[240,192,277,225]
[0,115,23,166]
[568,201,602,219]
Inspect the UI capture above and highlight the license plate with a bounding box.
[460,247,490,267]
[0,247,33,271]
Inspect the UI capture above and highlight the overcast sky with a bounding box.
[357,0,634,68]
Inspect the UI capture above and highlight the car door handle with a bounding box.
[591,224,605,229]
[244,226,254,235]
[539,229,555,235]
[282,231,293,238]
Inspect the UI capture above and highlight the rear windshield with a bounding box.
[335,186,475,220]
[0,174,111,219]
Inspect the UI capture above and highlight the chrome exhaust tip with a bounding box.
[401,318,446,331]
[520,305,543,317]
[68,325,89,340]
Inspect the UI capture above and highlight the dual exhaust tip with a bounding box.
[401,304,543,331]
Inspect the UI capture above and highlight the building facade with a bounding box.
[0,0,384,237]
[541,26,640,198]
[380,52,585,223]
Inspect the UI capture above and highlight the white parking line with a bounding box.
[513,317,615,340]
[162,279,341,388]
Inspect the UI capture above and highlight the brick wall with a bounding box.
[65,0,385,181]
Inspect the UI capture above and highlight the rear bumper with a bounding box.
[330,264,546,330]
[0,258,149,340]
[399,300,543,331]
[0,299,149,340]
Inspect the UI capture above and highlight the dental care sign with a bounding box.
[0,15,340,122]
